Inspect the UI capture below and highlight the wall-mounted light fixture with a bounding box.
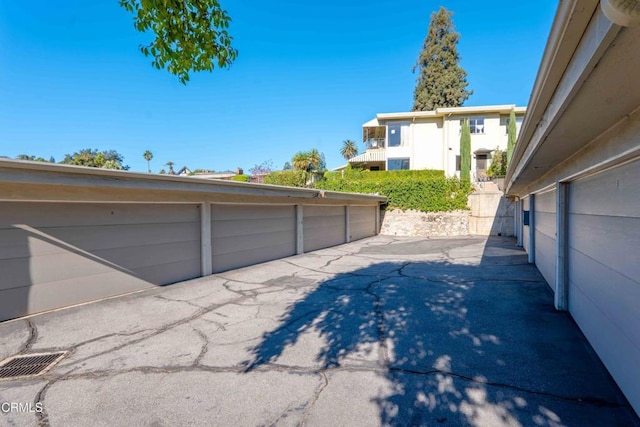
[601,0,640,26]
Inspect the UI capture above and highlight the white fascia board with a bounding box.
[505,0,602,193]
[376,111,438,121]
[374,105,526,122]
[507,7,620,195]
[436,105,521,115]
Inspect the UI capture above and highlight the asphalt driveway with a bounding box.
[0,236,638,426]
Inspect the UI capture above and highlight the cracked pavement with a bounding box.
[0,236,638,426]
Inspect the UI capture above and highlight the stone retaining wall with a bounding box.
[379,209,469,237]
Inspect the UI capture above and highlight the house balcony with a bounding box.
[363,125,386,151]
[365,138,386,150]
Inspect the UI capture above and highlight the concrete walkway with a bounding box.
[0,236,637,426]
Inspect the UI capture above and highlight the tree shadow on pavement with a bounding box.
[243,237,636,426]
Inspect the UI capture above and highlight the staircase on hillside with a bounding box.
[468,180,514,236]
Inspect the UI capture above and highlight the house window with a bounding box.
[461,118,485,134]
[387,122,410,147]
[456,155,461,171]
[388,158,410,170]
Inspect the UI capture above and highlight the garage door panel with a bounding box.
[304,206,343,217]
[211,204,296,273]
[213,230,295,256]
[350,206,376,241]
[569,214,640,281]
[304,206,346,252]
[569,248,640,344]
[569,160,640,217]
[212,204,296,220]
[0,271,155,321]
[533,190,556,292]
[535,190,556,213]
[0,202,201,321]
[569,283,640,411]
[534,231,556,290]
[0,203,199,227]
[568,160,640,414]
[534,211,556,240]
[212,243,295,273]
[212,217,294,238]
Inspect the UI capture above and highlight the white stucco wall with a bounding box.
[411,118,444,170]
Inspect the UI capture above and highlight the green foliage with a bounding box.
[486,148,507,178]
[15,154,53,163]
[231,174,250,182]
[316,169,470,212]
[282,161,292,171]
[120,0,238,84]
[292,149,322,172]
[460,119,471,182]
[323,168,444,182]
[413,7,472,111]
[340,139,359,161]
[263,170,307,187]
[61,149,129,170]
[507,109,517,166]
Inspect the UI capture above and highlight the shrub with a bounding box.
[263,170,307,187]
[315,169,471,212]
[231,174,250,182]
[486,148,507,178]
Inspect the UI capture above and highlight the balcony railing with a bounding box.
[365,138,386,150]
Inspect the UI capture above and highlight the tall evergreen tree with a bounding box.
[413,7,472,111]
[460,119,471,182]
[506,109,517,165]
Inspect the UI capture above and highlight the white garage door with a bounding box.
[568,160,640,411]
[303,206,346,252]
[350,206,377,241]
[0,202,201,321]
[211,204,296,272]
[534,189,557,291]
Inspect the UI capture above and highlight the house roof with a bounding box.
[368,105,526,124]
[0,159,387,204]
[348,151,386,163]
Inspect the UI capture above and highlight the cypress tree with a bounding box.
[413,7,472,111]
[460,118,471,181]
[507,109,517,165]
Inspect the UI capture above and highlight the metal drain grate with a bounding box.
[0,352,67,379]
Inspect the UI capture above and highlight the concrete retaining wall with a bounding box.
[468,191,515,236]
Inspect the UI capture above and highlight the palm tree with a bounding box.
[143,150,153,173]
[292,149,321,172]
[340,139,359,161]
[166,161,175,175]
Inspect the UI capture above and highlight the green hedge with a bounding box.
[316,169,470,212]
[263,170,307,187]
[323,168,444,182]
[231,174,250,182]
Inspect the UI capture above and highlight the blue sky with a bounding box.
[0,1,558,172]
